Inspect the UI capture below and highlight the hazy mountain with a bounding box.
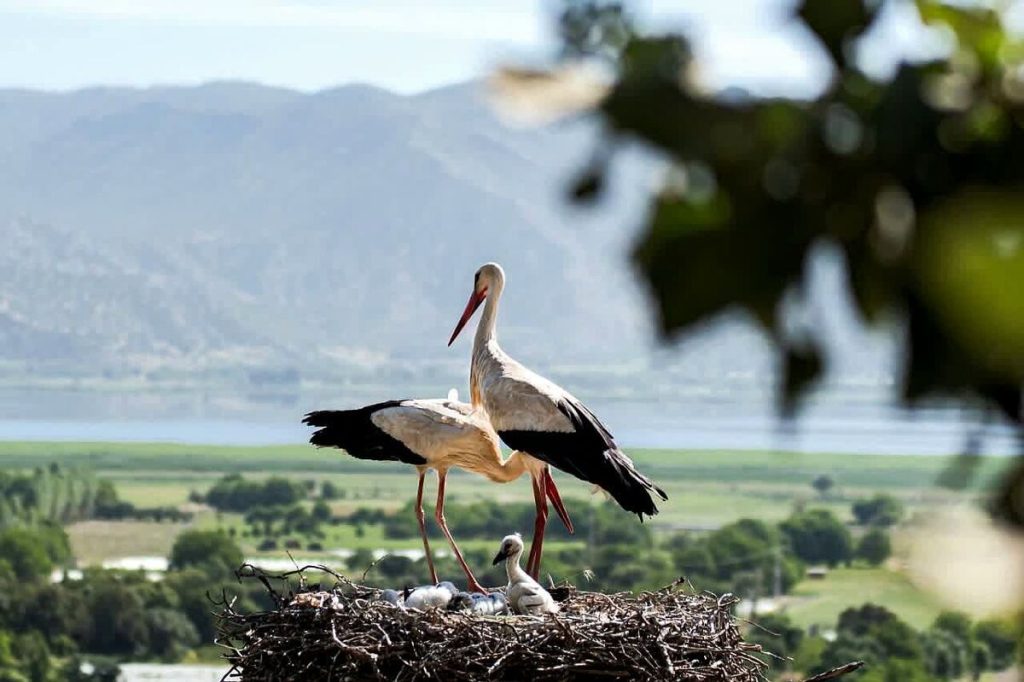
[0,80,883,390]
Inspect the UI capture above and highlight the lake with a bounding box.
[0,387,1017,455]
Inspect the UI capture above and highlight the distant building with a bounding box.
[806,566,829,580]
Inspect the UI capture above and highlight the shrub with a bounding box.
[974,618,1020,670]
[169,530,243,575]
[780,510,853,566]
[852,494,904,527]
[0,527,55,581]
[855,528,892,566]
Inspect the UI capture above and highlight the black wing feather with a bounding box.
[302,400,427,466]
[499,396,667,519]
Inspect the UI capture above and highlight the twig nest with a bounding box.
[217,565,768,681]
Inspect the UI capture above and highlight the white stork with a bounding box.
[448,262,667,577]
[492,533,558,615]
[302,391,572,593]
[403,581,458,610]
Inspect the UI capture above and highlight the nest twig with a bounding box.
[214,564,801,681]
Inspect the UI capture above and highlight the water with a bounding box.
[0,387,1017,455]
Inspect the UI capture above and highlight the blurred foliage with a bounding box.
[811,474,835,499]
[204,473,307,513]
[750,601,1021,679]
[548,0,1024,517]
[781,509,854,566]
[168,529,243,574]
[0,520,269,671]
[855,527,892,566]
[0,465,102,527]
[973,616,1021,670]
[851,493,904,527]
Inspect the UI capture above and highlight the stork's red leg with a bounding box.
[525,472,549,579]
[415,471,438,584]
[434,471,488,594]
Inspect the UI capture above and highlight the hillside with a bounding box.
[0,80,887,393]
[0,81,661,375]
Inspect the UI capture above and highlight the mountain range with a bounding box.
[0,80,882,393]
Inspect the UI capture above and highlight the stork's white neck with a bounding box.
[470,280,504,408]
[474,283,502,349]
[504,548,529,584]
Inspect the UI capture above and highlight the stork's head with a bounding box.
[448,262,505,346]
[491,532,524,565]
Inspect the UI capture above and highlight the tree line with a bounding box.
[0,527,271,680]
[0,465,191,527]
[749,604,1021,681]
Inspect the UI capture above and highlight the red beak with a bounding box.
[448,289,487,346]
[544,467,574,535]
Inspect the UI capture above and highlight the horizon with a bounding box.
[0,76,471,97]
[0,0,944,99]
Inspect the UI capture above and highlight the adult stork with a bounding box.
[302,391,571,593]
[448,262,667,576]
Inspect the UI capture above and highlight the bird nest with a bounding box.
[215,564,776,681]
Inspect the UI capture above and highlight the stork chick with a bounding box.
[492,534,558,615]
[404,581,459,610]
[448,591,509,616]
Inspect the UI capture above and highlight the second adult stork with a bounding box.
[302,391,572,592]
[448,262,667,577]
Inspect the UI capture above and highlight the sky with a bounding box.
[0,0,940,96]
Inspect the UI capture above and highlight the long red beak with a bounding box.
[448,289,486,346]
[544,467,574,535]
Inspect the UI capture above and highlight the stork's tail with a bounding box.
[302,409,363,449]
[603,447,668,520]
[301,401,426,466]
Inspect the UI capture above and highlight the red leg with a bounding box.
[415,471,438,584]
[435,471,487,594]
[525,472,548,579]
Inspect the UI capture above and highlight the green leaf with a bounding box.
[797,0,875,68]
[782,344,824,416]
[915,0,1005,70]
[914,189,1024,384]
[620,36,691,82]
[842,241,894,324]
[633,194,806,335]
[903,291,975,402]
[990,458,1024,527]
[936,452,982,490]
[976,384,1022,425]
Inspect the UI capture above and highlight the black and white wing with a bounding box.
[304,399,491,467]
[484,365,667,518]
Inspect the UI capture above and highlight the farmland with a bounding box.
[3,439,1017,679]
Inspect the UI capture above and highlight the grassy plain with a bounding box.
[3,441,1005,528]
[782,567,946,631]
[15,440,1004,631]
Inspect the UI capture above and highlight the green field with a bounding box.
[783,567,946,631]
[2,441,1006,532]
[13,440,1003,633]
